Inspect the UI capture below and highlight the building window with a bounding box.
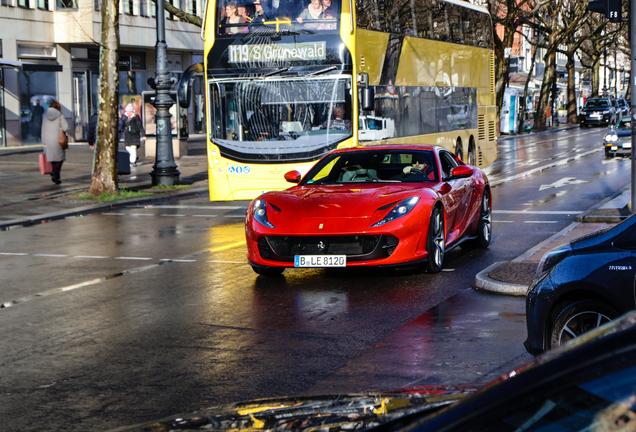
[37,0,48,9]
[17,0,27,8]
[150,0,155,16]
[57,0,78,8]
[139,0,148,16]
[123,0,132,14]
[2,0,8,6]
[189,0,196,15]
[94,0,99,11]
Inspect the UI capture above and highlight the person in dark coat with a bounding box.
[120,104,146,166]
[87,111,98,150]
[31,99,45,142]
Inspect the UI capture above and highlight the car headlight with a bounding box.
[605,134,618,142]
[536,244,572,277]
[370,197,420,227]
[252,199,276,229]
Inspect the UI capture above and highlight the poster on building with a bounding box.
[141,91,179,137]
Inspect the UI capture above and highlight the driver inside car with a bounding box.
[403,160,428,174]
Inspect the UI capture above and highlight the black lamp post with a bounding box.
[149,0,180,186]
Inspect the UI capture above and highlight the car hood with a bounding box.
[107,386,478,432]
[263,184,434,219]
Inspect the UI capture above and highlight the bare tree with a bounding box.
[88,0,120,195]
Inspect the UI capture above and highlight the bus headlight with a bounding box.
[371,197,420,227]
[253,199,276,228]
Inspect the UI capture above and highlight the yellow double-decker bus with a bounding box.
[179,0,496,201]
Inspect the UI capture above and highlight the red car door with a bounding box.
[438,151,469,245]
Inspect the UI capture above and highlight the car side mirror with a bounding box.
[284,170,302,183]
[448,165,473,180]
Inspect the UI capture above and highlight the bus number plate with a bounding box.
[294,255,346,267]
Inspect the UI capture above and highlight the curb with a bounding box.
[474,262,528,296]
[575,185,631,223]
[0,186,209,230]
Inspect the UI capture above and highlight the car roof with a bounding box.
[331,145,441,154]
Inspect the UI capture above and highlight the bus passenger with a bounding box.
[321,104,352,131]
[251,0,273,25]
[296,0,324,26]
[223,2,248,33]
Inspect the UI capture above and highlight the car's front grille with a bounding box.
[258,235,399,262]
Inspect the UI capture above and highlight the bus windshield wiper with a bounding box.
[306,66,337,76]
[259,68,290,79]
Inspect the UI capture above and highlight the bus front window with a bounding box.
[209,77,353,162]
[216,0,341,36]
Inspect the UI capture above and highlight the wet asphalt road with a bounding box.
[0,126,631,432]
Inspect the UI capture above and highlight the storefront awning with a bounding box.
[22,62,63,72]
[0,59,22,69]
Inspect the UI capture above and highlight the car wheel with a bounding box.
[426,207,445,273]
[454,139,463,161]
[476,189,492,248]
[605,147,613,158]
[252,266,285,277]
[549,300,619,348]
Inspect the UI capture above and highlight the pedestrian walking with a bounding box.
[42,100,69,185]
[120,104,146,166]
[31,99,45,142]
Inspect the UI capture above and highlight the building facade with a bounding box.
[0,0,204,147]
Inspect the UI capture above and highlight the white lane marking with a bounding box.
[74,255,109,259]
[128,213,154,216]
[104,213,125,216]
[0,252,28,256]
[494,210,582,215]
[489,148,601,186]
[494,220,515,223]
[539,177,587,191]
[523,220,559,224]
[139,205,247,210]
[33,254,68,257]
[193,215,219,217]
[160,214,186,217]
[114,257,153,260]
[159,259,197,262]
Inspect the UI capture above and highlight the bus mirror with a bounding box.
[177,63,204,109]
[362,87,375,111]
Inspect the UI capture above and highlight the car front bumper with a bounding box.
[605,142,632,155]
[524,272,558,356]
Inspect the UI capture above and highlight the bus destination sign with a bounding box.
[229,42,326,63]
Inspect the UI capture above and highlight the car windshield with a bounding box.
[617,119,632,131]
[300,149,439,185]
[585,99,610,109]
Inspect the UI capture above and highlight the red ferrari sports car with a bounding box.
[245,145,492,276]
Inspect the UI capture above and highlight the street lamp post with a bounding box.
[149,0,180,186]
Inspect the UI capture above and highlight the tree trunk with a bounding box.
[566,53,578,124]
[517,43,538,134]
[533,50,556,131]
[592,58,600,98]
[89,0,120,196]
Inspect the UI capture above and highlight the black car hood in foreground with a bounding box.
[107,386,477,432]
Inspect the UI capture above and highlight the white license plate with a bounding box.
[612,146,618,150]
[294,255,346,267]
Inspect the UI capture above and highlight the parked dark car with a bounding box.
[603,116,632,157]
[617,98,631,118]
[579,97,616,127]
[111,311,636,432]
[524,214,636,356]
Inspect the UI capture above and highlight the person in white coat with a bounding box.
[42,100,69,184]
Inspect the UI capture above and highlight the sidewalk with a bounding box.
[475,186,632,295]
[0,135,210,228]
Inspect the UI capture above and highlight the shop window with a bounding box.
[57,0,78,9]
[19,70,58,143]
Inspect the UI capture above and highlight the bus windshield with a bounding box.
[216,0,340,36]
[209,76,353,162]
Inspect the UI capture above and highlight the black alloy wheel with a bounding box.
[476,189,492,248]
[252,266,285,277]
[426,206,445,273]
[549,299,619,349]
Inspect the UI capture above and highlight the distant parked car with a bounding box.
[525,214,636,356]
[617,98,631,118]
[580,97,616,127]
[603,117,632,157]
